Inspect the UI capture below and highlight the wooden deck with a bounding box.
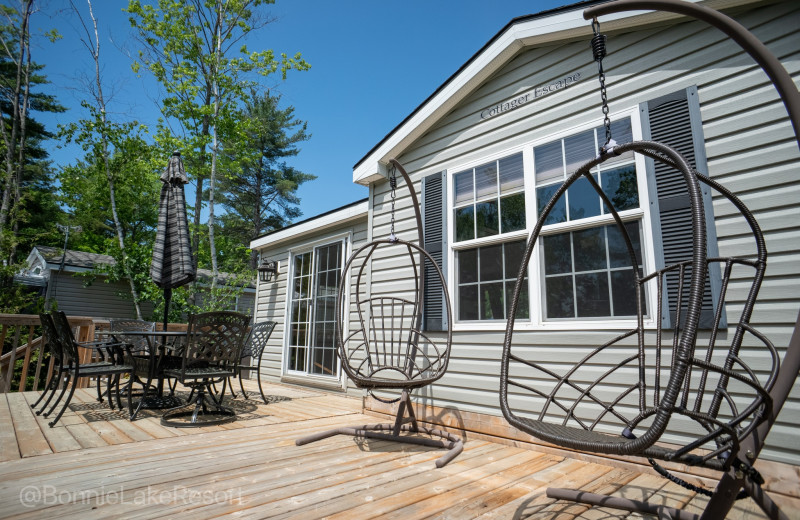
[0,381,793,519]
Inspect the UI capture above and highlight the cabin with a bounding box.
[250,0,800,481]
[19,245,255,320]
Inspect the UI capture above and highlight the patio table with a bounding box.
[110,330,188,420]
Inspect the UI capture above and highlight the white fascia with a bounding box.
[351,0,745,186]
[249,199,368,251]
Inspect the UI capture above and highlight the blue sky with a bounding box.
[34,0,566,223]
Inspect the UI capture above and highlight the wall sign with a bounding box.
[480,71,582,121]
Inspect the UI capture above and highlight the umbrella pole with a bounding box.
[163,286,172,332]
[157,286,173,397]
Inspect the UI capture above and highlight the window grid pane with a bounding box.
[310,242,341,377]
[535,117,638,228]
[288,252,312,372]
[453,152,526,243]
[457,239,529,321]
[543,222,645,320]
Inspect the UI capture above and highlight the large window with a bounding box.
[287,241,343,377]
[534,118,644,320]
[452,151,528,322]
[450,114,649,325]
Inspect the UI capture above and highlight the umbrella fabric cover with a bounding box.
[151,153,196,289]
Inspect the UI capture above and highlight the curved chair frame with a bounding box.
[501,140,778,517]
[500,2,800,518]
[296,160,463,468]
[32,313,68,416]
[501,140,708,455]
[226,320,277,404]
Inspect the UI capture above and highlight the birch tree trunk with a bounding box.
[8,15,31,262]
[83,0,143,319]
[207,2,223,290]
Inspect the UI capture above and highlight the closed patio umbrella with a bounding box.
[151,151,195,329]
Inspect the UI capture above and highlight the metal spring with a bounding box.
[591,32,607,62]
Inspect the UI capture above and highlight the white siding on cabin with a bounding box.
[367,3,800,465]
[48,272,155,319]
[253,218,369,394]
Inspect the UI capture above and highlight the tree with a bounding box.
[62,0,145,318]
[58,126,161,312]
[127,0,309,287]
[219,91,314,266]
[0,0,33,255]
[0,2,65,313]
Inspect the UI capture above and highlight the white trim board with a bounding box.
[250,200,368,250]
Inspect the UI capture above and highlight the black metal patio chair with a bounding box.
[295,160,463,468]
[42,312,133,427]
[225,320,277,404]
[109,318,156,395]
[160,311,250,427]
[31,313,67,415]
[34,312,125,416]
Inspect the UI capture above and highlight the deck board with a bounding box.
[0,394,21,461]
[0,379,791,519]
[6,392,52,457]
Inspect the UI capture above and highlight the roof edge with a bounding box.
[250,198,369,250]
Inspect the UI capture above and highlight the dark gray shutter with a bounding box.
[641,86,723,329]
[421,171,448,331]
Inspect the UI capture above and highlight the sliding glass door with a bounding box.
[287,241,343,378]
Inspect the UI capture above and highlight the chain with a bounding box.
[389,165,397,242]
[591,19,613,153]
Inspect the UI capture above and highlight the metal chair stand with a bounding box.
[160,376,236,428]
[296,389,464,468]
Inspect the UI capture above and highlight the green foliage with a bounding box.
[127,0,312,276]
[0,3,67,312]
[58,123,162,312]
[218,91,315,249]
[126,0,310,170]
[58,122,161,250]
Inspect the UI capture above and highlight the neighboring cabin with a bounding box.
[17,245,255,320]
[250,0,800,473]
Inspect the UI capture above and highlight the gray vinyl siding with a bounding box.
[47,272,155,320]
[253,218,369,393]
[193,290,255,315]
[367,2,800,465]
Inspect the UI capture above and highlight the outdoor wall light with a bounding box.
[258,260,278,283]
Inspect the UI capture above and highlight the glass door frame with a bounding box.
[282,233,349,384]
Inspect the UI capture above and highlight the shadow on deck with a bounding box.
[0,380,790,519]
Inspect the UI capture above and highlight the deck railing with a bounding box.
[1,314,104,393]
[0,314,192,394]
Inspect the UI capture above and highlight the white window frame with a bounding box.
[446,107,659,332]
[282,232,351,384]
